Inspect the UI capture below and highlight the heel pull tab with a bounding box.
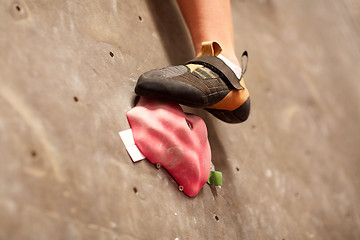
[197,41,223,57]
[241,51,248,78]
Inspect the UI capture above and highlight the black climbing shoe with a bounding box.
[135,41,250,123]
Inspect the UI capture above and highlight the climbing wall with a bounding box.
[1,0,360,239]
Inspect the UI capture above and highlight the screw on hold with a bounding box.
[186,120,192,130]
[178,185,184,192]
[155,163,161,169]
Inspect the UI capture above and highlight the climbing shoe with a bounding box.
[135,41,250,123]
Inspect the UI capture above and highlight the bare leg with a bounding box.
[177,0,239,66]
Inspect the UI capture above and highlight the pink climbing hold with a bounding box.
[126,97,211,197]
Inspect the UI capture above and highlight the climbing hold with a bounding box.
[127,97,211,197]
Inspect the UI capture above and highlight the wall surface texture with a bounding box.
[1,0,360,239]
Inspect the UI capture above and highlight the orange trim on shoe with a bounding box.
[196,41,222,57]
[207,87,249,111]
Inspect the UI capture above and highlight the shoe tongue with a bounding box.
[197,41,222,57]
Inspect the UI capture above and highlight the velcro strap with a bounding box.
[186,55,244,90]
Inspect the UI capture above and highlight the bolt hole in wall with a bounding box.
[138,16,142,21]
[214,215,219,222]
[73,96,78,102]
[109,52,114,57]
[31,151,37,157]
[236,167,240,172]
[133,187,138,194]
[15,4,21,12]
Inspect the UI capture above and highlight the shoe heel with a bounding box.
[205,97,250,123]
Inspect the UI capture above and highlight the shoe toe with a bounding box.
[135,67,207,107]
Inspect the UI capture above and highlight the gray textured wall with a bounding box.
[1,0,360,239]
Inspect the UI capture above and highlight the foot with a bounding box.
[135,41,250,123]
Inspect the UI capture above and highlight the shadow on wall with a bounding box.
[146,0,235,195]
[146,0,194,65]
[145,0,238,196]
[183,106,234,196]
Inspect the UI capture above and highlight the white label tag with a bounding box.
[119,129,145,162]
